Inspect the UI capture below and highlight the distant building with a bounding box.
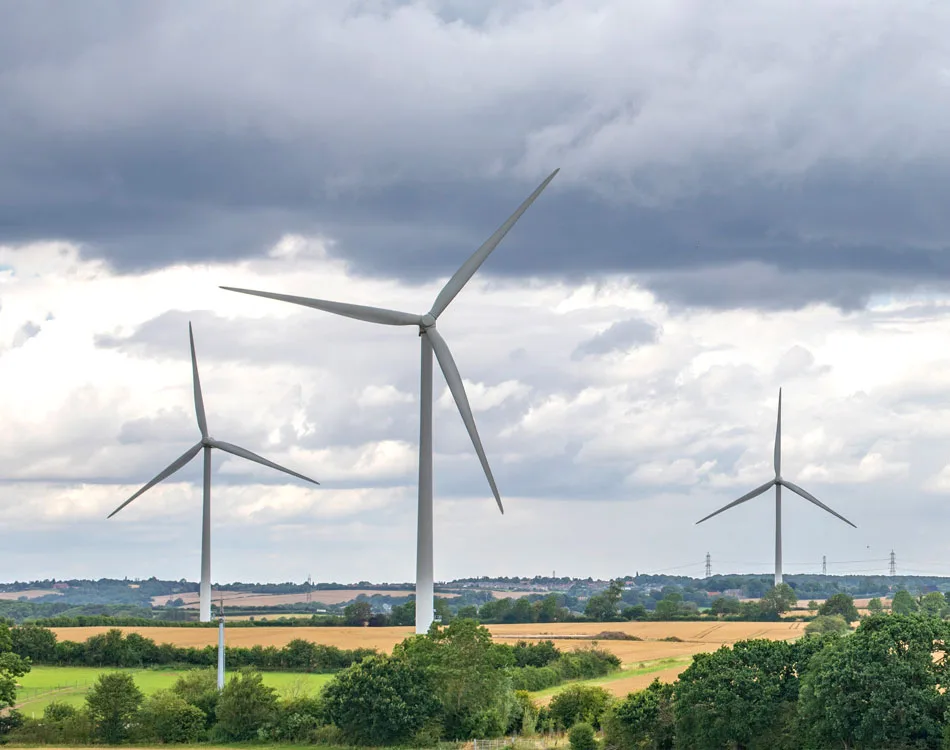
[52,583,69,590]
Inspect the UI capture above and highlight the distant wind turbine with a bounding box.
[696,389,856,586]
[222,169,559,633]
[108,323,319,622]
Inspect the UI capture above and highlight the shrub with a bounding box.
[549,685,613,730]
[214,670,278,741]
[138,689,206,743]
[569,721,598,750]
[171,669,219,727]
[555,647,621,679]
[322,654,440,745]
[263,696,326,742]
[510,665,561,691]
[805,614,849,635]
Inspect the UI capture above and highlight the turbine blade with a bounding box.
[428,169,559,318]
[220,287,422,326]
[189,322,208,438]
[426,327,503,513]
[695,480,775,525]
[108,442,203,518]
[210,439,320,486]
[781,479,856,528]
[774,388,782,477]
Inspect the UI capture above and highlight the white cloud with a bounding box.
[3,237,950,580]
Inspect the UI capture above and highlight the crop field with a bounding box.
[14,666,331,715]
[49,619,805,698]
[0,588,61,600]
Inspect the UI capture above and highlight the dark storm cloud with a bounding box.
[3,1,950,308]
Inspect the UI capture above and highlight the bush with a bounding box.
[263,696,326,742]
[138,689,206,743]
[510,665,562,691]
[569,721,598,750]
[171,669,219,727]
[214,670,278,741]
[805,614,849,635]
[322,654,440,745]
[555,647,621,679]
[549,685,613,730]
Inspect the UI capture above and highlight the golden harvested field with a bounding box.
[0,589,61,600]
[51,620,806,667]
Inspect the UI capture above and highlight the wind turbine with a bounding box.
[108,323,320,622]
[696,389,856,586]
[222,169,559,633]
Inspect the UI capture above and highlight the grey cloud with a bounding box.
[3,2,950,309]
[572,317,658,360]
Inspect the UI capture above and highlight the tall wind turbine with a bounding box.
[696,389,856,586]
[108,323,320,622]
[222,169,559,632]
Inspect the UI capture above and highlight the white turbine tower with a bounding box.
[108,323,320,622]
[696,389,856,586]
[222,169,559,633]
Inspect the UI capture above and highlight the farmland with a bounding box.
[47,620,806,697]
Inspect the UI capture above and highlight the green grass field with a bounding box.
[15,666,332,716]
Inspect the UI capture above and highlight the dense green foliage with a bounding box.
[0,621,31,711]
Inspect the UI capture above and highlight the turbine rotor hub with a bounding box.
[420,313,437,329]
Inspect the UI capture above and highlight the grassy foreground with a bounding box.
[15,666,332,715]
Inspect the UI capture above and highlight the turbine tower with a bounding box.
[696,389,856,586]
[108,323,320,622]
[222,169,559,633]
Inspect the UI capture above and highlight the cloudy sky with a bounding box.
[3,0,950,585]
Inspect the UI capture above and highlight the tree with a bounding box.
[396,619,515,738]
[86,672,144,744]
[818,593,859,623]
[603,678,675,750]
[674,639,818,749]
[759,584,797,617]
[585,580,624,621]
[807,600,819,611]
[138,690,206,744]
[390,600,415,626]
[920,592,947,619]
[215,670,278,741]
[867,597,884,615]
[710,597,741,616]
[798,615,949,749]
[322,654,439,745]
[0,622,30,711]
[891,589,918,615]
[654,592,685,619]
[548,685,613,730]
[343,601,372,626]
